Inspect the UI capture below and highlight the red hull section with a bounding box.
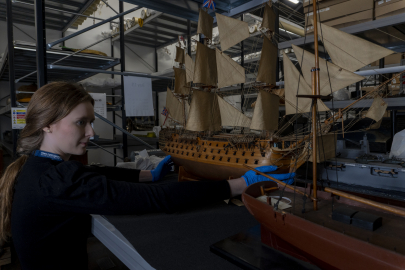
[242,182,405,270]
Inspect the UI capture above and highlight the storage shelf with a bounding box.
[0,104,11,115]
[0,41,120,83]
[279,12,405,51]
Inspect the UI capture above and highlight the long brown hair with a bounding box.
[0,82,94,242]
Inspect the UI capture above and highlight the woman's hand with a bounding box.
[150,155,174,182]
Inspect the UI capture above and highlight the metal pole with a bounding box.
[111,37,117,165]
[240,15,245,113]
[94,113,154,149]
[6,0,18,157]
[155,92,159,126]
[379,58,385,85]
[47,7,139,48]
[35,0,47,87]
[89,141,124,160]
[187,19,191,55]
[312,0,320,211]
[274,1,280,82]
[391,110,397,148]
[355,82,360,99]
[119,1,128,158]
[47,65,172,80]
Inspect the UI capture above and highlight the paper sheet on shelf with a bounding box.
[123,76,154,117]
[89,93,107,118]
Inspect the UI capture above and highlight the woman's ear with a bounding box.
[42,127,51,133]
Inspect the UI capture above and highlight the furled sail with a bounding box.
[166,87,184,124]
[292,44,365,95]
[185,53,194,83]
[197,8,213,40]
[365,96,387,122]
[250,90,279,131]
[261,2,275,32]
[185,90,221,131]
[216,94,251,127]
[316,22,394,72]
[215,48,245,88]
[173,67,190,95]
[256,35,277,85]
[193,42,217,86]
[283,52,329,115]
[175,46,185,64]
[216,13,249,51]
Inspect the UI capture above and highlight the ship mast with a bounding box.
[312,0,320,210]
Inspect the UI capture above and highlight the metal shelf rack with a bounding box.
[0,41,120,83]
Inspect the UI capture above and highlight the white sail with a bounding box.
[175,46,185,64]
[317,22,394,72]
[185,90,221,131]
[216,94,251,128]
[292,44,365,95]
[283,52,329,115]
[216,13,249,51]
[256,35,277,85]
[250,90,279,131]
[193,42,217,86]
[365,96,387,122]
[197,8,213,40]
[173,67,190,95]
[261,2,275,32]
[166,87,184,124]
[215,48,245,88]
[185,53,194,83]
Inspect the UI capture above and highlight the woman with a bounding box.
[0,82,294,269]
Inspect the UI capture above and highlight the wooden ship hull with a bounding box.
[160,131,306,180]
[242,181,405,270]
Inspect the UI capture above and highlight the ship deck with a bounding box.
[267,188,405,256]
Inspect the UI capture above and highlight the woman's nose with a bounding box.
[86,123,95,137]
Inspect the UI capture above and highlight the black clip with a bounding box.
[311,68,320,72]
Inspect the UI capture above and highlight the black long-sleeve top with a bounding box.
[11,155,231,270]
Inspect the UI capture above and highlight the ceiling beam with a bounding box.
[121,0,199,21]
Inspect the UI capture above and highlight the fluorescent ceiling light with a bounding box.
[288,0,299,3]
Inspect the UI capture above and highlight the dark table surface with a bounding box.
[104,173,319,270]
[105,173,259,270]
[210,225,320,270]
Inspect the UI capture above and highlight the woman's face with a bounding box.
[40,101,95,160]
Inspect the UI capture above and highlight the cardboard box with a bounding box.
[306,10,373,33]
[375,0,403,8]
[304,0,350,13]
[308,134,337,163]
[375,0,405,18]
[362,86,378,92]
[370,53,404,66]
[303,0,326,7]
[306,0,373,27]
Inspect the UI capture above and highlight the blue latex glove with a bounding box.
[242,165,296,186]
[151,155,174,182]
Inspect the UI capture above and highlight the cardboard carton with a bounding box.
[375,0,405,18]
[304,0,350,13]
[306,0,373,27]
[306,10,373,33]
[374,0,403,8]
[370,53,404,66]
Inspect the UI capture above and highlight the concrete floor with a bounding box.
[1,151,129,270]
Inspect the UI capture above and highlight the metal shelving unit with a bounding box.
[0,41,120,83]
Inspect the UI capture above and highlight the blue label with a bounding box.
[34,150,63,161]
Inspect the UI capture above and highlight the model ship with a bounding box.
[240,1,405,269]
[159,2,397,183]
